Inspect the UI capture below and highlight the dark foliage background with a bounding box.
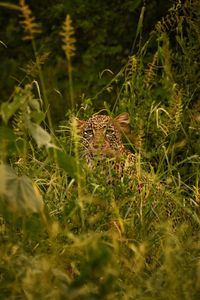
[0,0,171,123]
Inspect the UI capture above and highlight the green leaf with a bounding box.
[0,84,42,124]
[1,98,23,124]
[0,126,15,143]
[56,150,78,179]
[30,111,46,123]
[0,163,16,195]
[29,98,41,111]
[0,126,17,156]
[0,164,44,215]
[28,121,52,148]
[15,137,27,156]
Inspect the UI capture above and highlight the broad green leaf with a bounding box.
[29,98,41,111]
[0,86,30,124]
[56,150,78,179]
[0,127,28,157]
[0,126,15,143]
[1,98,24,124]
[15,137,27,156]
[0,163,16,195]
[28,121,52,148]
[0,164,44,215]
[30,111,46,123]
[0,127,16,155]
[0,84,42,124]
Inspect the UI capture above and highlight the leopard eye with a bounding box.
[105,128,115,137]
[83,129,93,139]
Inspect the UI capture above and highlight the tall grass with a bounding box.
[60,14,76,109]
[0,0,200,299]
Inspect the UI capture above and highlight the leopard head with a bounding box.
[74,112,130,162]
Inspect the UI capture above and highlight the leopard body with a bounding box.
[72,113,185,225]
[75,113,140,194]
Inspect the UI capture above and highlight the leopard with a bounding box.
[75,113,131,160]
[71,113,188,227]
[74,112,144,196]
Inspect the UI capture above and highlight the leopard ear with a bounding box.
[115,112,130,126]
[114,112,130,134]
[71,116,85,131]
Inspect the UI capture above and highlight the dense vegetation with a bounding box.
[0,0,200,299]
[0,0,172,122]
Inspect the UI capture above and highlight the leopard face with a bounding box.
[73,113,143,196]
[75,113,130,163]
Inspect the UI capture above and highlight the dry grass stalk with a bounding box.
[19,0,41,40]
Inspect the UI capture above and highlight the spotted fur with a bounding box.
[73,113,141,195]
[73,114,185,224]
[75,113,134,164]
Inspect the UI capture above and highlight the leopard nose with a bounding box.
[92,144,99,149]
[92,140,109,150]
[91,139,103,149]
[92,143,103,150]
